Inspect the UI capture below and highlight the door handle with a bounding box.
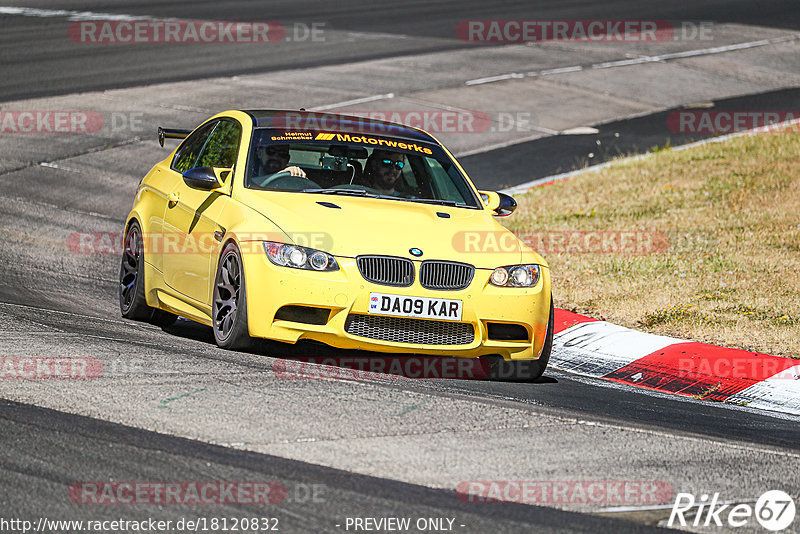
[168,191,180,207]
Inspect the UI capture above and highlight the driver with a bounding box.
[254,144,306,178]
[363,149,406,194]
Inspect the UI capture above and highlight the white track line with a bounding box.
[534,65,584,76]
[309,93,395,111]
[0,6,161,21]
[466,33,800,86]
[465,73,525,85]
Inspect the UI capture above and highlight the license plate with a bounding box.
[368,292,462,321]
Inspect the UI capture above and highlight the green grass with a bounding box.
[508,127,800,358]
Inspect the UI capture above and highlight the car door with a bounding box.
[162,119,241,306]
[141,121,216,275]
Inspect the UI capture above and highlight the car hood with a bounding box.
[236,190,536,268]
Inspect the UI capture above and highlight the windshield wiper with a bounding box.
[301,189,467,207]
[301,188,376,197]
[403,198,463,207]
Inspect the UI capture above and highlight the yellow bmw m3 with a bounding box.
[120,110,552,379]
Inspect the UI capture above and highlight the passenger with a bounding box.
[254,144,306,178]
[363,149,406,194]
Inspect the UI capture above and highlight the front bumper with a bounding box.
[243,250,551,361]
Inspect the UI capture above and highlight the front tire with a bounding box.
[212,243,253,350]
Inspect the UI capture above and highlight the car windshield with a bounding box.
[244,129,480,208]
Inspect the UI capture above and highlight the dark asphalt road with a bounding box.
[1,399,667,533]
[1,0,799,101]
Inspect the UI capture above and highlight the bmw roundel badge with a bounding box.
[409,248,423,257]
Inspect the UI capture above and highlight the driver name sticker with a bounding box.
[271,131,313,141]
[369,293,462,321]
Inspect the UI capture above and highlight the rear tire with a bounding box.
[490,295,554,382]
[212,243,253,350]
[119,221,177,327]
[119,222,150,320]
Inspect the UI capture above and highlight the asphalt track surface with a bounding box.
[2,1,800,533]
[0,400,658,533]
[2,0,799,102]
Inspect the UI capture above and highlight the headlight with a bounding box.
[263,242,339,271]
[490,264,540,287]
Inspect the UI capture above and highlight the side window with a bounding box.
[196,120,241,169]
[172,121,217,173]
[424,157,473,205]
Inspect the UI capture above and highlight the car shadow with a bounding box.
[162,318,557,383]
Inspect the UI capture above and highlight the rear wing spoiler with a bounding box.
[158,127,191,147]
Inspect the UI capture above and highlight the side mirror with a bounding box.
[479,190,517,216]
[182,167,231,190]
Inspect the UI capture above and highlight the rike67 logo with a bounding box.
[669,490,795,531]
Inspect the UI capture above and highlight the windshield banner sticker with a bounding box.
[313,132,433,154]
